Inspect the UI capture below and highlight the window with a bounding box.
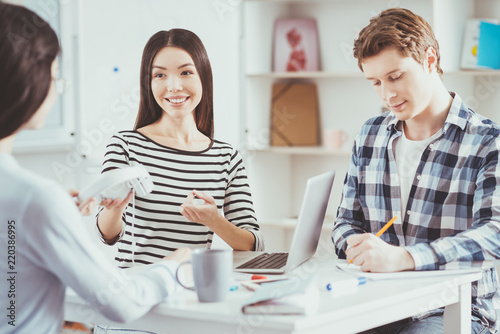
[12,0,77,153]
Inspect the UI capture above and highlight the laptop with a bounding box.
[234,170,335,274]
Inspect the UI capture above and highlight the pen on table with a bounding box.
[348,216,397,263]
[240,281,261,291]
[239,277,288,291]
[326,277,368,291]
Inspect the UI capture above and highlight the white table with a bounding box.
[64,251,481,334]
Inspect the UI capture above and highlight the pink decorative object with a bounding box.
[273,18,319,72]
[323,129,348,150]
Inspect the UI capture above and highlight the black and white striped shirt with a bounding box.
[97,130,264,268]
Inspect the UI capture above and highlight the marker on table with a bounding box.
[240,281,261,291]
[239,277,289,291]
[326,277,368,291]
[348,216,397,263]
[232,273,267,281]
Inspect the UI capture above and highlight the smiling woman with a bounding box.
[93,28,265,334]
[96,29,263,255]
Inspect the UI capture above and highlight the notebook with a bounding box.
[241,275,320,315]
[234,170,335,274]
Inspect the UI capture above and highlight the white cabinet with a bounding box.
[240,0,500,251]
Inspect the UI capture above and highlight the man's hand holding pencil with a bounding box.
[345,216,416,273]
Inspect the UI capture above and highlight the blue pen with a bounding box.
[326,277,368,291]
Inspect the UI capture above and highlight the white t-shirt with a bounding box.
[0,154,181,334]
[394,126,442,217]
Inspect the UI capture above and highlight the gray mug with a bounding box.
[175,248,233,302]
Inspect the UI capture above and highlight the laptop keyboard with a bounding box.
[236,252,289,270]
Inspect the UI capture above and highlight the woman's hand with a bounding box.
[181,190,255,251]
[68,188,96,216]
[164,247,193,284]
[180,190,221,228]
[100,190,134,213]
[163,247,192,263]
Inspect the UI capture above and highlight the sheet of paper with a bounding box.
[336,263,482,280]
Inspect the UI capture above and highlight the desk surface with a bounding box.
[65,251,481,334]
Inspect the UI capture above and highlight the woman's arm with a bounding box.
[96,191,133,244]
[26,183,186,323]
[180,190,256,250]
[95,133,132,244]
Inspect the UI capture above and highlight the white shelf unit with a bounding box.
[241,0,500,251]
[247,69,500,79]
[247,146,351,156]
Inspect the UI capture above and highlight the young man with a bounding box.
[332,8,500,334]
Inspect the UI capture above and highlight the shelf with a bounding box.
[444,69,500,76]
[246,71,363,79]
[244,0,347,3]
[246,146,352,157]
[246,70,500,79]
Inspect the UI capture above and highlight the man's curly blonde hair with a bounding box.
[353,8,443,77]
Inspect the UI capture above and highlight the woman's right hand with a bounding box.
[100,190,134,212]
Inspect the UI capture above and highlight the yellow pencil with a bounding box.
[376,216,397,237]
[348,216,397,263]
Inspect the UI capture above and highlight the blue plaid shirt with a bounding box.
[332,93,500,331]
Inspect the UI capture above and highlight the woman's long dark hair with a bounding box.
[0,2,60,139]
[134,29,214,138]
